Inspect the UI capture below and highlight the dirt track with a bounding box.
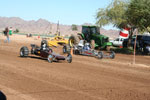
[0,35,150,100]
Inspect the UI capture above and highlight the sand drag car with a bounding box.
[20,41,72,63]
[63,40,115,59]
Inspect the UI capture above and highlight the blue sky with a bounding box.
[0,0,116,30]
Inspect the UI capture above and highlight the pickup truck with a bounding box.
[111,37,125,47]
[123,35,150,54]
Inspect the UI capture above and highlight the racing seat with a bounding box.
[77,40,91,50]
[41,40,53,53]
[41,40,48,51]
[78,40,85,47]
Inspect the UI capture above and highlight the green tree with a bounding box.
[96,0,150,34]
[126,0,150,32]
[96,0,133,47]
[125,0,150,46]
[96,0,129,28]
[71,24,78,31]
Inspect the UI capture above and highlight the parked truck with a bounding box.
[123,34,150,54]
[111,37,125,47]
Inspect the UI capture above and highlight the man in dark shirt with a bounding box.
[0,91,7,100]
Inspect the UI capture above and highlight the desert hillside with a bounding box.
[0,17,119,39]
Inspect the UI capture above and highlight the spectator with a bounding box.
[0,91,7,100]
[9,27,13,35]
[4,27,10,43]
[146,44,150,53]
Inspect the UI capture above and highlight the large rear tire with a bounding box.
[68,35,80,47]
[20,46,29,57]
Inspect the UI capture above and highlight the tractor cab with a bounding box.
[82,26,100,42]
[81,25,112,49]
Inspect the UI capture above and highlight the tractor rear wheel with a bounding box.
[69,35,80,47]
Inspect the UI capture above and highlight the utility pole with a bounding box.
[56,21,60,36]
[49,23,52,35]
[133,28,138,64]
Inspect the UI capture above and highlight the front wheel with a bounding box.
[47,54,53,63]
[97,51,103,59]
[110,51,115,59]
[66,54,72,63]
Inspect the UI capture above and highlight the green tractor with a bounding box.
[69,25,112,50]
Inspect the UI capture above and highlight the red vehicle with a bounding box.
[20,41,72,63]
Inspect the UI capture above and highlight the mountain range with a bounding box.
[0,17,119,39]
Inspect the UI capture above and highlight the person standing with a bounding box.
[9,27,13,35]
[4,27,10,43]
[0,91,7,100]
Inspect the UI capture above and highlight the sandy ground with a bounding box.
[0,34,150,100]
